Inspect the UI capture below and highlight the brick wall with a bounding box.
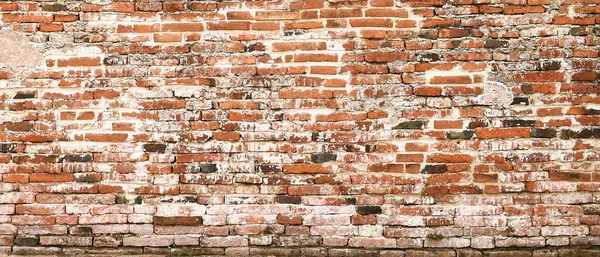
[0,0,599,255]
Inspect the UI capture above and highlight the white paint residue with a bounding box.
[479,81,514,109]
[287,108,335,122]
[129,144,145,160]
[214,58,233,69]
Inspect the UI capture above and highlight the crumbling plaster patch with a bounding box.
[0,30,44,75]
[479,81,514,109]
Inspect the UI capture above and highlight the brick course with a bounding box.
[0,0,599,255]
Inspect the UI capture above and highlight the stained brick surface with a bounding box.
[0,0,599,255]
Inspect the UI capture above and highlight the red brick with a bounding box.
[320,9,363,18]
[427,153,473,163]
[423,186,449,195]
[430,75,473,84]
[434,120,463,129]
[396,154,424,162]
[427,173,470,184]
[82,133,128,142]
[284,164,332,174]
[277,215,302,225]
[414,86,443,96]
[256,11,299,20]
[573,49,599,58]
[153,216,202,226]
[349,18,393,27]
[365,52,414,62]
[2,14,53,23]
[56,57,101,67]
[439,29,471,38]
[30,174,74,182]
[212,132,241,141]
[290,0,324,10]
[153,33,181,43]
[403,0,447,6]
[572,71,597,81]
[368,164,405,172]
[515,72,566,82]
[476,128,531,139]
[294,53,337,62]
[207,21,250,30]
[504,6,546,14]
[39,23,64,32]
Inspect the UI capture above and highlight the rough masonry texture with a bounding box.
[0,0,599,256]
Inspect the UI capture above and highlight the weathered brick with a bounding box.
[201,236,248,247]
[311,153,337,163]
[446,130,474,139]
[142,143,167,153]
[348,237,396,248]
[406,250,455,257]
[13,93,36,99]
[424,237,470,248]
[421,165,447,174]
[153,216,202,226]
[531,128,557,138]
[505,120,536,127]
[39,236,92,246]
[0,0,595,252]
[540,226,588,236]
[394,121,425,129]
[123,236,173,247]
[0,144,18,153]
[276,195,302,204]
[63,154,93,162]
[357,206,382,215]
[15,237,39,246]
[484,39,509,48]
[495,237,545,247]
[194,164,218,173]
[329,248,380,257]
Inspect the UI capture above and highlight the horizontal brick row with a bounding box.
[0,0,598,254]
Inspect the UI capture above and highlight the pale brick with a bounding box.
[123,236,173,247]
[311,226,358,236]
[348,237,397,248]
[201,236,248,247]
[397,238,424,248]
[323,236,348,246]
[471,236,495,249]
[495,237,545,247]
[129,224,153,234]
[541,226,589,236]
[424,237,470,248]
[174,236,199,246]
[39,236,92,246]
[546,236,569,246]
